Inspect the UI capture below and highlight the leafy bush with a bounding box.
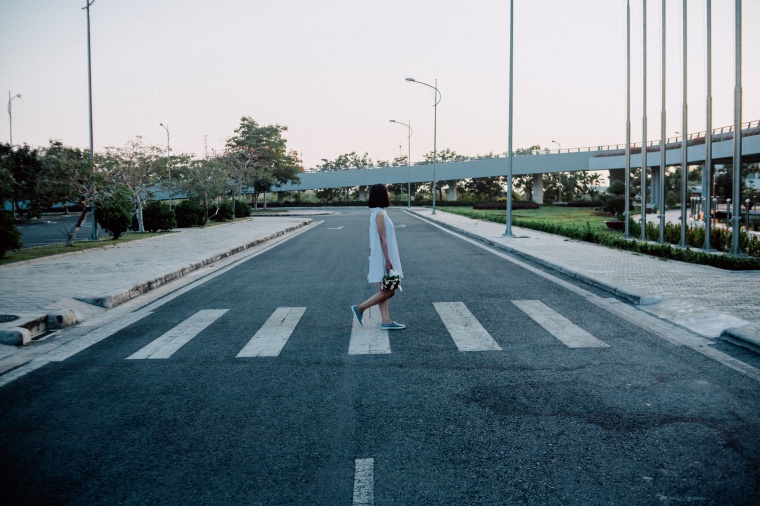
[175,200,207,228]
[234,200,252,218]
[0,211,21,257]
[211,201,234,222]
[95,192,132,239]
[142,201,176,232]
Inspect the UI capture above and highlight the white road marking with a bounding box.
[433,302,502,352]
[126,309,228,360]
[353,458,374,506]
[0,311,152,388]
[327,226,344,230]
[512,300,609,348]
[410,213,760,382]
[348,309,391,355]
[236,307,306,357]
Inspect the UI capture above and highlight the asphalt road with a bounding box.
[16,213,104,248]
[1,209,759,505]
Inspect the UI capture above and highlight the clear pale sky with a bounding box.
[1,1,758,171]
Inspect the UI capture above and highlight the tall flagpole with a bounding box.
[641,0,648,241]
[658,0,666,244]
[679,0,689,248]
[625,0,632,239]
[703,0,715,251]
[504,0,514,237]
[729,0,743,256]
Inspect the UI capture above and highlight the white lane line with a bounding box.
[433,302,502,352]
[353,458,374,506]
[348,309,391,355]
[0,311,152,388]
[236,307,306,357]
[512,300,609,348]
[127,309,228,360]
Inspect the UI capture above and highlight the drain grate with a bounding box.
[0,315,20,323]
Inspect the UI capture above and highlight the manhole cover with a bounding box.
[0,315,19,323]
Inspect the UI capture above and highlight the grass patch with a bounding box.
[439,205,612,234]
[0,232,172,265]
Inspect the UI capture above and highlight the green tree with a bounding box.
[314,152,371,203]
[174,156,232,219]
[463,176,504,201]
[0,142,44,220]
[39,141,104,246]
[95,189,132,239]
[225,117,302,209]
[422,148,468,201]
[101,137,163,233]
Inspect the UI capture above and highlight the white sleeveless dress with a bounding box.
[367,208,403,283]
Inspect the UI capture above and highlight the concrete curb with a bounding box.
[74,220,311,309]
[2,219,312,342]
[409,210,760,354]
[721,326,760,355]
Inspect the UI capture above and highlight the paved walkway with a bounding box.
[0,215,316,341]
[1,208,758,355]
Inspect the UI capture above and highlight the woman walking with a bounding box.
[351,184,405,330]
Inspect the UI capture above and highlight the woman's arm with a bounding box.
[376,212,393,272]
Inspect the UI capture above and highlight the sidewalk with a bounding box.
[0,214,318,345]
[409,208,760,353]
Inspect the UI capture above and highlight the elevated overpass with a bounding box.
[276,121,760,201]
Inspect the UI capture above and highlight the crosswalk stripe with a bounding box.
[433,302,502,352]
[353,458,375,506]
[236,307,306,357]
[348,309,391,355]
[512,300,609,348]
[126,309,229,360]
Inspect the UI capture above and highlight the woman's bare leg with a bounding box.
[357,285,395,323]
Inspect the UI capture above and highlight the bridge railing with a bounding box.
[301,119,760,173]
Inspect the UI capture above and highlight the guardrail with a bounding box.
[301,119,760,173]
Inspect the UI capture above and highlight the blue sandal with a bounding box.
[380,321,406,330]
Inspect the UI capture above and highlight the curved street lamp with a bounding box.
[389,119,412,208]
[7,92,22,146]
[405,77,441,214]
[159,123,172,209]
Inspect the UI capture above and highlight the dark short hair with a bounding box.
[368,184,390,208]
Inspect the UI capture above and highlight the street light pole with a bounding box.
[390,119,413,208]
[7,92,22,146]
[405,78,440,215]
[83,0,98,241]
[160,123,172,209]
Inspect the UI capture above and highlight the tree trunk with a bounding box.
[66,208,90,247]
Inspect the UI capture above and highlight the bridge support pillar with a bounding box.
[448,184,457,201]
[359,187,366,202]
[532,174,544,204]
[277,192,284,205]
[608,168,625,185]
